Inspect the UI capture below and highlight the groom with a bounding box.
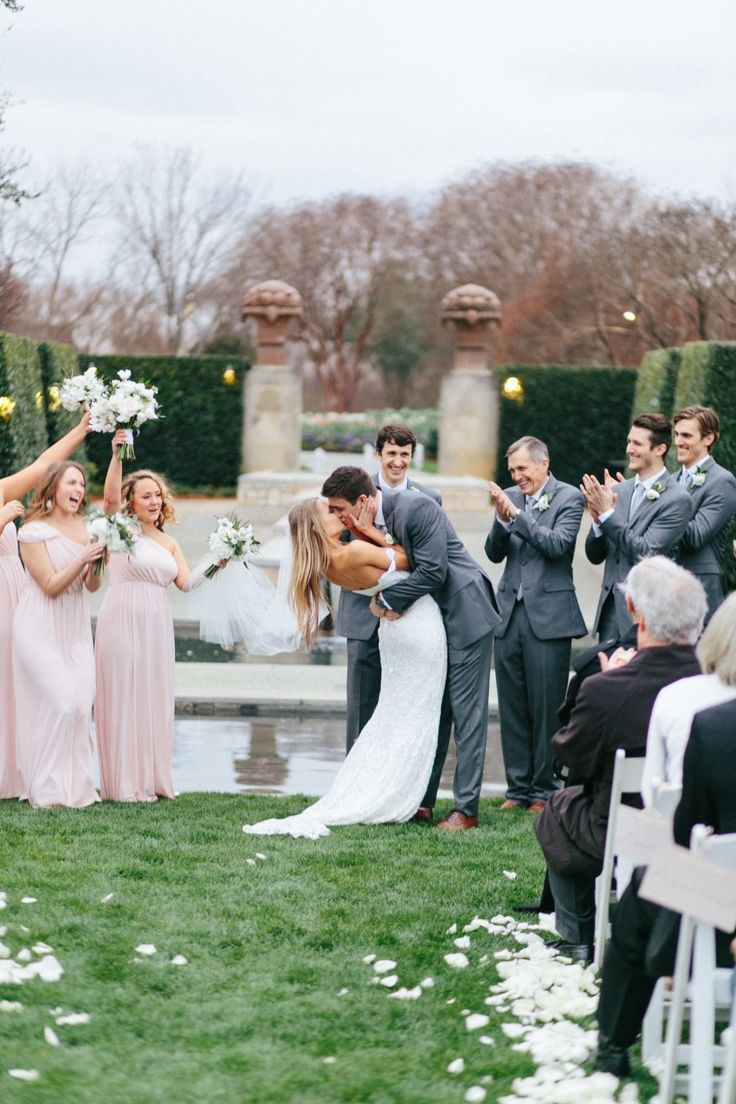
[322,465,501,830]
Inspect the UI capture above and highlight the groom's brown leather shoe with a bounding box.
[436,810,478,831]
[411,806,433,823]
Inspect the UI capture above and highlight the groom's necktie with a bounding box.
[629,481,646,519]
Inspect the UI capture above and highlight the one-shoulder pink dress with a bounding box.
[94,536,178,801]
[0,522,26,798]
[13,521,99,808]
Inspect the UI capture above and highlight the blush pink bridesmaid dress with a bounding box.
[94,536,178,801]
[13,522,99,808]
[0,522,26,798]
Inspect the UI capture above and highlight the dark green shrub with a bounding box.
[497,364,637,487]
[0,331,48,477]
[38,341,86,463]
[673,341,736,592]
[79,354,247,491]
[633,348,681,418]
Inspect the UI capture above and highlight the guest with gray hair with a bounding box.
[641,591,736,806]
[533,557,704,963]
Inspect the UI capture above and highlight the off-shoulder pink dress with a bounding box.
[13,521,99,808]
[0,522,26,798]
[94,536,178,801]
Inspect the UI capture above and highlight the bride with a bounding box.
[242,497,447,838]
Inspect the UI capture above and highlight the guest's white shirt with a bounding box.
[641,672,736,807]
[377,474,408,493]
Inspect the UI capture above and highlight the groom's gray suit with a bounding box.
[379,489,501,817]
[586,471,691,640]
[486,474,587,805]
[336,475,443,751]
[673,455,736,620]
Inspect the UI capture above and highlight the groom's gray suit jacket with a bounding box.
[585,470,692,637]
[673,456,736,617]
[485,474,587,641]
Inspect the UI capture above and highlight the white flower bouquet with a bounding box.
[59,365,107,412]
[205,513,261,579]
[86,508,141,575]
[88,370,159,459]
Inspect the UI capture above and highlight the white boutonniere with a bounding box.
[645,480,666,501]
[691,467,707,487]
[384,532,396,545]
[534,493,552,512]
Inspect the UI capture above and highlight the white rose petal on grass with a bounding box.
[55,1013,90,1026]
[0,1001,23,1012]
[446,998,456,1005]
[501,1022,527,1039]
[379,975,398,988]
[446,923,457,934]
[444,952,469,969]
[419,977,434,989]
[453,935,471,949]
[464,1087,486,1103]
[20,897,37,905]
[44,1026,60,1046]
[388,986,422,1001]
[372,959,397,974]
[32,943,53,955]
[362,954,376,964]
[322,1056,336,1065]
[245,858,256,867]
[29,956,64,982]
[502,871,518,881]
[447,1057,465,1073]
[466,1013,490,1031]
[8,1070,40,1082]
[337,988,349,996]
[478,1035,495,1046]
[170,955,188,966]
[255,853,267,861]
[101,893,115,903]
[16,949,31,962]
[135,944,157,956]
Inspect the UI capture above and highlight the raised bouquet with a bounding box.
[205,513,261,579]
[86,508,141,575]
[60,366,159,460]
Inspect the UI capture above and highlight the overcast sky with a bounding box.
[2,0,735,206]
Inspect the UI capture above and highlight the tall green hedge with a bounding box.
[0,331,48,477]
[633,347,681,418]
[38,341,86,465]
[79,354,247,490]
[671,341,736,592]
[497,364,637,486]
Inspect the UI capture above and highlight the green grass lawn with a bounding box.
[0,796,658,1103]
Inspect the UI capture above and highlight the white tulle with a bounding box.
[242,571,448,838]
[186,558,302,654]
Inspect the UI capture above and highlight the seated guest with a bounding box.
[534,557,705,962]
[642,591,736,806]
[596,696,736,1075]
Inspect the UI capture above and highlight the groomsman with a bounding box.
[487,436,587,812]
[583,413,692,641]
[672,405,736,620]
[334,425,445,752]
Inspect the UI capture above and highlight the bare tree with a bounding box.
[115,147,252,354]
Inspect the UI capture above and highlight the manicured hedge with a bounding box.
[497,364,637,487]
[0,331,48,477]
[38,341,86,462]
[632,347,681,419]
[672,341,736,592]
[79,354,248,490]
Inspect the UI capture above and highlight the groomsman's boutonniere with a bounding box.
[691,467,707,487]
[534,493,552,512]
[645,480,666,501]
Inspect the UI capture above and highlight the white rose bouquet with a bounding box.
[205,513,261,579]
[89,370,159,459]
[85,508,141,575]
[59,365,107,413]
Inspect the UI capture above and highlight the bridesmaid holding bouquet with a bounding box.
[94,431,206,802]
[0,413,91,799]
[13,459,105,807]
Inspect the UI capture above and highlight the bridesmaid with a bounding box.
[94,432,205,802]
[0,413,91,799]
[13,460,105,807]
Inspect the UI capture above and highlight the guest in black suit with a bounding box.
[596,695,736,1076]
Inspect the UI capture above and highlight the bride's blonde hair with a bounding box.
[288,498,332,646]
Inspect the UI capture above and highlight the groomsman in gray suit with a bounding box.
[323,465,501,830]
[583,413,692,641]
[672,405,736,620]
[486,436,587,812]
[333,425,445,752]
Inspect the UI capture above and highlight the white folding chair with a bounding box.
[717,977,736,1104]
[658,827,736,1103]
[593,749,646,970]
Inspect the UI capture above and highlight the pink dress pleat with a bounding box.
[94,537,177,802]
[0,523,27,798]
[13,521,99,808]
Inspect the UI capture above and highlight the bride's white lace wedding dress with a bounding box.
[242,559,447,839]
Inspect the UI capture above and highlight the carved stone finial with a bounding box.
[440,284,502,329]
[242,279,304,325]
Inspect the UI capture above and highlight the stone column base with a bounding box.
[438,370,498,479]
[242,364,302,474]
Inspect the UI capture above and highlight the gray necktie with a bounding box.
[682,470,693,490]
[629,482,646,519]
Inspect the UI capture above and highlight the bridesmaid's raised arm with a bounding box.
[0,413,91,502]
[102,430,130,514]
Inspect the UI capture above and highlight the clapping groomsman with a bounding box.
[583,413,691,642]
[487,437,587,812]
[672,405,736,621]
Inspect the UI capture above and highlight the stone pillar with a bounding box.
[437,284,502,480]
[241,279,304,473]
